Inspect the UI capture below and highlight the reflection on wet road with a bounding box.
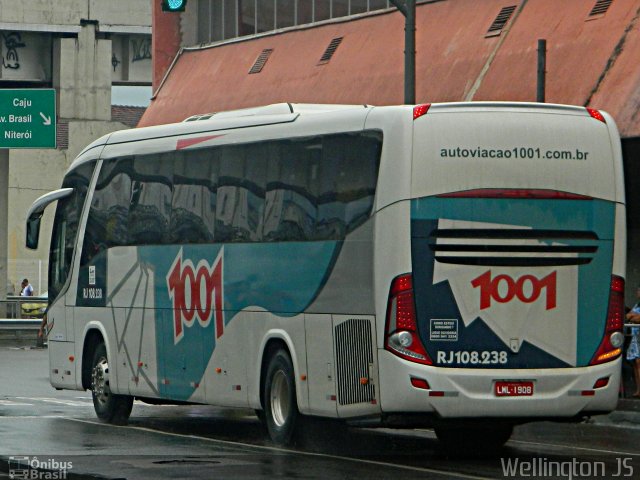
[1,346,639,479]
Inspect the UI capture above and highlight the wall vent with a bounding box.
[588,0,613,17]
[249,49,273,74]
[318,37,343,65]
[56,120,68,150]
[486,5,517,37]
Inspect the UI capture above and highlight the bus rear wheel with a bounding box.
[90,342,133,426]
[263,349,299,445]
[434,423,513,455]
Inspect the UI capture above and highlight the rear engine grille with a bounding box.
[334,318,375,406]
[429,229,599,267]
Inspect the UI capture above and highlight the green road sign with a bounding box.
[0,89,56,149]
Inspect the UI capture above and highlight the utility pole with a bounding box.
[389,0,416,104]
[537,39,546,103]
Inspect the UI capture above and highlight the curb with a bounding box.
[609,398,640,425]
[591,410,640,428]
[0,319,41,329]
[0,331,41,345]
[0,318,42,346]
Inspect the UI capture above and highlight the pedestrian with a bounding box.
[625,286,640,398]
[20,278,34,297]
[37,313,48,347]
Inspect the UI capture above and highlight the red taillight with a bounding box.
[410,377,430,389]
[385,273,432,365]
[589,275,625,365]
[437,189,592,200]
[413,104,431,120]
[587,108,606,124]
[390,274,413,297]
[592,377,609,389]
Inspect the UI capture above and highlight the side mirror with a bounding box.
[25,188,74,250]
[26,212,43,249]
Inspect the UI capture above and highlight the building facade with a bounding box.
[0,0,151,296]
[143,0,640,304]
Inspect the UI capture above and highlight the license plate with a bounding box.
[494,381,534,397]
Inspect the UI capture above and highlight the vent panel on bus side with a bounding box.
[334,318,376,406]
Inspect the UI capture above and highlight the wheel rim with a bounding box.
[91,356,110,406]
[270,370,290,427]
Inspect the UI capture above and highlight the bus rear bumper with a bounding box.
[377,350,621,420]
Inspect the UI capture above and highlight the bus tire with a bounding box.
[434,423,513,455]
[255,409,266,425]
[263,349,299,445]
[90,342,133,426]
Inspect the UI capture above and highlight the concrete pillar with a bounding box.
[0,150,8,317]
[57,23,112,121]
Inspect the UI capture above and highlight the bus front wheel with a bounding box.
[90,342,133,426]
[263,349,299,445]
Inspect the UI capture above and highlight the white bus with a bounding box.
[27,102,626,450]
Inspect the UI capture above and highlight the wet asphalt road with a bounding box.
[1,343,639,479]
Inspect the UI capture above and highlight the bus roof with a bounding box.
[68,102,612,173]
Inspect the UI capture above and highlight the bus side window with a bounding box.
[264,140,317,242]
[127,154,172,245]
[169,150,216,244]
[245,143,267,242]
[216,146,246,242]
[315,136,346,240]
[338,133,381,234]
[215,144,266,243]
[50,162,94,299]
[81,159,133,266]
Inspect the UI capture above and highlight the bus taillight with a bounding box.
[385,274,432,365]
[437,189,592,200]
[590,275,625,365]
[587,108,606,124]
[413,104,431,120]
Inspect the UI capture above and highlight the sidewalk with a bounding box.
[617,398,640,412]
[592,398,640,428]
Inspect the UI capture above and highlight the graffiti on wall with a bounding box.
[131,37,151,63]
[2,32,26,70]
[111,35,152,82]
[0,31,51,81]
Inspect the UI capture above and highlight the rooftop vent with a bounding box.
[486,5,517,37]
[588,0,613,17]
[249,49,273,74]
[183,113,215,122]
[318,37,343,65]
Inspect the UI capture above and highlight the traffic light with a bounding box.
[162,0,187,12]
